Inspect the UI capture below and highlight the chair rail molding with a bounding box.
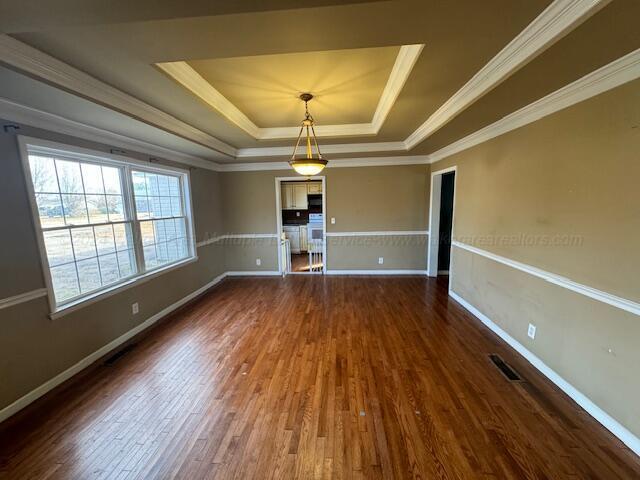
[0,288,48,310]
[452,241,640,316]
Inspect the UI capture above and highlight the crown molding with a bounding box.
[404,0,610,149]
[4,44,638,174]
[236,141,406,158]
[0,34,236,158]
[428,46,640,163]
[0,97,222,172]
[218,154,432,172]
[157,44,424,141]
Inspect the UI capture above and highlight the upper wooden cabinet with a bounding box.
[281,182,321,209]
[307,182,322,194]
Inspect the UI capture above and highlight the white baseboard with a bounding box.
[0,271,228,423]
[226,270,281,277]
[448,289,640,457]
[325,269,428,275]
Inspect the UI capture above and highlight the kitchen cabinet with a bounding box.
[284,226,301,253]
[307,182,322,194]
[281,183,309,210]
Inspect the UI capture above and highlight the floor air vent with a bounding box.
[104,344,136,366]
[489,354,523,382]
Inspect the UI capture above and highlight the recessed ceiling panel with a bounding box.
[187,46,400,128]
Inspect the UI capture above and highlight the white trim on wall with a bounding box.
[325,230,429,237]
[404,0,611,149]
[452,241,640,317]
[275,176,327,275]
[448,289,640,457]
[4,44,640,173]
[226,271,281,277]
[196,233,279,248]
[0,97,221,172]
[326,269,428,276]
[157,45,424,141]
[428,46,640,164]
[427,166,458,277]
[0,288,48,311]
[0,34,235,158]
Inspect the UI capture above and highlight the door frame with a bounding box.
[275,176,327,275]
[427,166,457,277]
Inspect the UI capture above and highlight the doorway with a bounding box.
[428,167,456,278]
[275,177,326,275]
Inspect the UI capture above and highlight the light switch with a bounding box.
[331,217,336,224]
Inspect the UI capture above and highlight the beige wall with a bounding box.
[0,121,225,411]
[220,165,431,271]
[432,79,640,437]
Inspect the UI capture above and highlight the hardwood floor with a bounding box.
[1,276,638,479]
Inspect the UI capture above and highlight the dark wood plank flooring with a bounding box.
[1,276,638,479]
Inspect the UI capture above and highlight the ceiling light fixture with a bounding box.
[289,93,328,176]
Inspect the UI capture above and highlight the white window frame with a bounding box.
[18,136,198,319]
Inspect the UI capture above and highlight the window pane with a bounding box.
[160,197,172,217]
[132,171,147,196]
[166,240,179,262]
[29,156,59,193]
[56,160,84,193]
[62,194,89,225]
[168,176,180,196]
[35,193,65,227]
[117,249,135,277]
[171,196,182,217]
[86,194,108,223]
[94,225,116,255]
[154,220,167,244]
[99,253,120,284]
[177,237,189,258]
[71,227,97,260]
[143,245,158,269]
[113,223,134,251]
[81,163,104,194]
[140,220,155,246]
[43,230,74,266]
[164,219,176,241]
[102,166,122,195]
[157,175,170,196]
[145,173,159,196]
[135,196,150,219]
[50,263,79,302]
[149,196,162,219]
[106,195,125,222]
[156,242,169,264]
[77,257,101,293]
[175,218,187,239]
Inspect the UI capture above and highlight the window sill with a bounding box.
[49,256,198,320]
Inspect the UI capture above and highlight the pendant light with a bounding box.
[289,93,328,176]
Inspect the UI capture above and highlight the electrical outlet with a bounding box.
[256,258,261,266]
[132,302,139,315]
[331,217,336,224]
[378,257,384,265]
[527,323,536,339]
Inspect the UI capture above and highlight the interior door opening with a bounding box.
[428,167,456,281]
[276,177,326,275]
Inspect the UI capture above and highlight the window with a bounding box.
[22,139,196,312]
